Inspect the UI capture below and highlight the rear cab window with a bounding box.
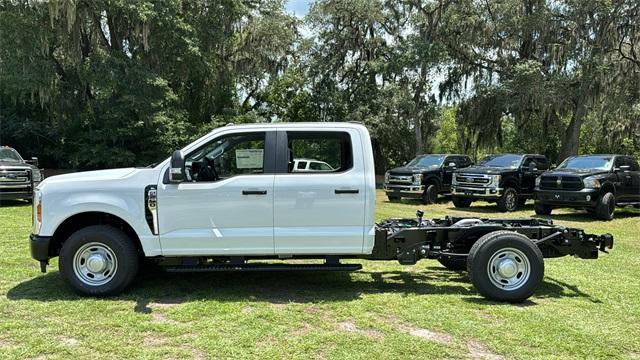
[285,131,353,174]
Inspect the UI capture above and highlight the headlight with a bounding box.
[535,176,541,187]
[33,190,42,234]
[32,169,42,182]
[583,176,601,189]
[413,173,423,185]
[384,171,390,183]
[490,174,501,185]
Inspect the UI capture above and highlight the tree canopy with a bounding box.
[1,0,638,172]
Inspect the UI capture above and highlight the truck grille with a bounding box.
[539,175,583,191]
[454,173,491,188]
[0,169,30,184]
[387,174,413,185]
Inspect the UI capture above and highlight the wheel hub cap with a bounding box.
[497,259,518,278]
[86,254,107,273]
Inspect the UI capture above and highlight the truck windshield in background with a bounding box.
[556,156,613,171]
[478,154,523,168]
[0,148,22,162]
[406,155,445,168]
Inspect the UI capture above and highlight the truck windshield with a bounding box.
[557,156,613,171]
[0,148,22,162]
[478,154,523,168]
[406,155,445,168]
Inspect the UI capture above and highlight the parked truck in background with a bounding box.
[535,154,640,220]
[29,124,612,302]
[383,154,473,204]
[0,146,43,202]
[451,154,549,211]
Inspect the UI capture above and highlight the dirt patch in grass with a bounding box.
[291,321,313,337]
[336,320,384,340]
[382,315,453,344]
[142,331,168,347]
[58,336,80,346]
[0,338,16,349]
[466,340,504,360]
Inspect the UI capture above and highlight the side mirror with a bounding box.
[448,162,457,168]
[26,157,39,167]
[528,162,538,172]
[169,150,185,183]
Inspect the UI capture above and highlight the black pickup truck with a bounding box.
[451,154,549,211]
[535,154,640,220]
[384,154,473,204]
[0,146,43,202]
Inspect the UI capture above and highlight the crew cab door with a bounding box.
[273,129,366,254]
[615,156,640,201]
[156,130,276,255]
[520,156,545,193]
[442,156,458,187]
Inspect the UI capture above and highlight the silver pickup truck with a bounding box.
[0,146,43,201]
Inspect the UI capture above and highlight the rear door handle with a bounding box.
[335,189,359,194]
[242,190,267,195]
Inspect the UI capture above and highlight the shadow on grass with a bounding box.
[532,209,639,223]
[445,203,536,214]
[7,265,599,311]
[0,199,31,207]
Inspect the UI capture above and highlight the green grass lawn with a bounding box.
[1,190,639,359]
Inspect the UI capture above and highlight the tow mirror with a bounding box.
[616,165,631,172]
[169,150,185,183]
[26,157,39,167]
[528,162,538,172]
[448,162,457,168]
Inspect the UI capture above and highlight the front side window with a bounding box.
[407,155,445,168]
[478,154,523,168]
[557,156,613,171]
[185,132,266,182]
[287,132,352,173]
[0,148,22,162]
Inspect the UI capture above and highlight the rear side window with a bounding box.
[626,157,639,171]
[296,161,308,170]
[286,131,353,173]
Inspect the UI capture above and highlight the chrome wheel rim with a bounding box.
[73,242,118,286]
[505,190,517,210]
[487,247,530,291]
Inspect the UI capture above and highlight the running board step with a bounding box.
[164,263,363,273]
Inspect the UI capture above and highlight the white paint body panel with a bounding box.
[36,123,376,257]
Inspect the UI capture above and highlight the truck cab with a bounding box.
[451,154,548,211]
[0,146,43,202]
[534,154,640,220]
[383,154,472,204]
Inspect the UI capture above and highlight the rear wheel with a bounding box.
[497,187,519,212]
[438,256,467,271]
[421,184,437,204]
[59,225,139,296]
[467,231,544,302]
[534,202,552,215]
[452,196,473,208]
[594,192,615,220]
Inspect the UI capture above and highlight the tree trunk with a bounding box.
[558,98,587,161]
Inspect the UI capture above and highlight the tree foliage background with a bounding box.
[1,0,639,172]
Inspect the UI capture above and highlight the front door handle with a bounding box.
[242,190,267,195]
[335,189,359,194]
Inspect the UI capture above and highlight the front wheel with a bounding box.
[594,192,615,220]
[59,225,139,296]
[421,184,437,204]
[452,196,473,208]
[467,231,544,302]
[497,187,519,212]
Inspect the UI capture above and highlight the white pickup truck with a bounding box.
[30,123,613,302]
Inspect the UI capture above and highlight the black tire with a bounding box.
[497,187,519,212]
[467,230,544,302]
[452,196,473,208]
[421,184,437,205]
[59,225,139,296]
[387,195,401,202]
[534,202,552,215]
[438,256,467,271]
[594,192,615,220]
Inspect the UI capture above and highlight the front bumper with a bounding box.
[451,186,503,199]
[30,234,51,262]
[535,188,599,207]
[383,183,425,197]
[0,188,33,200]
